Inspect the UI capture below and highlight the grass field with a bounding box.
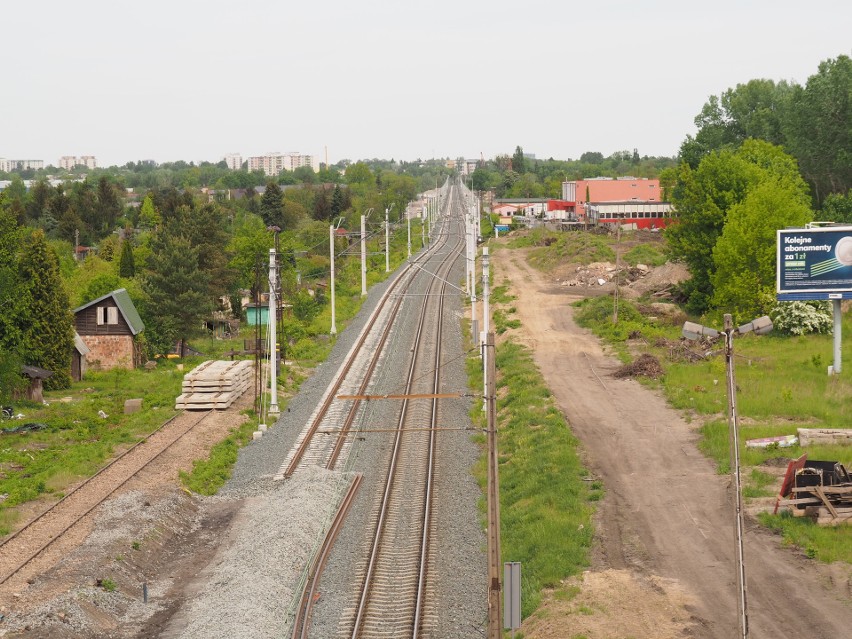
[0,361,186,535]
[466,298,595,619]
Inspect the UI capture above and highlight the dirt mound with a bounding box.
[612,354,664,379]
[626,261,689,298]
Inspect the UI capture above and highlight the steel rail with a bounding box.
[281,232,440,478]
[290,473,363,639]
[283,209,453,478]
[350,199,463,638]
[0,409,213,586]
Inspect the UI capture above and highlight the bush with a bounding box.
[771,301,833,336]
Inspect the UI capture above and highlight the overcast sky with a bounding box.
[2,0,849,168]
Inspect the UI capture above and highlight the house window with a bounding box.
[97,306,119,325]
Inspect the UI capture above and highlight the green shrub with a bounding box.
[771,301,833,335]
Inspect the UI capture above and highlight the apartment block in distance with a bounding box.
[247,152,316,177]
[59,156,98,170]
[0,158,45,172]
[223,153,243,170]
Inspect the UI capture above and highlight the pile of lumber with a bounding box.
[175,360,253,410]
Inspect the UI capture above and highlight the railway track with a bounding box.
[277,190,456,480]
[342,203,461,638]
[289,180,466,638]
[0,408,216,588]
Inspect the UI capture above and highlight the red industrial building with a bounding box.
[560,177,674,229]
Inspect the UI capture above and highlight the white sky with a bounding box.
[2,0,849,167]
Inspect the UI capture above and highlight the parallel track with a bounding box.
[0,409,215,587]
[278,193,455,480]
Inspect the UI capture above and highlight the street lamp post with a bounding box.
[682,313,772,639]
[361,208,373,297]
[329,217,344,335]
[385,203,395,273]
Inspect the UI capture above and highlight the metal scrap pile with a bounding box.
[775,454,852,525]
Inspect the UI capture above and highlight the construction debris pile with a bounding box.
[175,360,254,410]
[775,454,852,525]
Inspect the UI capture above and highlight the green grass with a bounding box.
[573,295,670,361]
[180,410,261,495]
[622,243,668,267]
[759,511,852,563]
[0,362,188,533]
[491,281,516,305]
[506,229,615,271]
[493,308,521,334]
[570,289,852,564]
[468,339,594,618]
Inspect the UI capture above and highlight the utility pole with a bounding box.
[407,208,411,258]
[361,214,367,296]
[385,203,394,273]
[723,314,749,639]
[613,225,621,324]
[485,331,502,639]
[329,224,337,335]
[482,247,490,404]
[268,248,279,416]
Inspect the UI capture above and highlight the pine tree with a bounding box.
[0,208,23,353]
[331,184,345,218]
[17,230,74,389]
[119,239,135,278]
[260,182,285,228]
[144,232,211,356]
[96,176,122,234]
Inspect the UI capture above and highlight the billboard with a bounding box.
[777,227,852,298]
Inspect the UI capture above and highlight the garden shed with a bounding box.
[74,288,145,370]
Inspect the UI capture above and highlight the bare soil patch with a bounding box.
[0,394,252,638]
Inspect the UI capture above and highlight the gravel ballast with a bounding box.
[160,209,486,638]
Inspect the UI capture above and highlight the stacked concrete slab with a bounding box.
[175,360,253,410]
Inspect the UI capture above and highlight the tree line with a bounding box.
[666,53,851,320]
[470,146,678,199]
[0,160,450,395]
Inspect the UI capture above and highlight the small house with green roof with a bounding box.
[73,288,145,371]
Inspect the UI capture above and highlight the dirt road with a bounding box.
[493,248,852,638]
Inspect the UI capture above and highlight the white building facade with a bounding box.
[0,158,45,172]
[59,156,98,170]
[223,153,242,170]
[247,152,316,177]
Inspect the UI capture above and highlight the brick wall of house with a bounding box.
[81,335,135,370]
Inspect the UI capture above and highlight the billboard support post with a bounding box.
[833,299,842,374]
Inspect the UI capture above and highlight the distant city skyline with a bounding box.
[2,1,849,169]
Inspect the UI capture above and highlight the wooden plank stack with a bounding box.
[175,360,253,410]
